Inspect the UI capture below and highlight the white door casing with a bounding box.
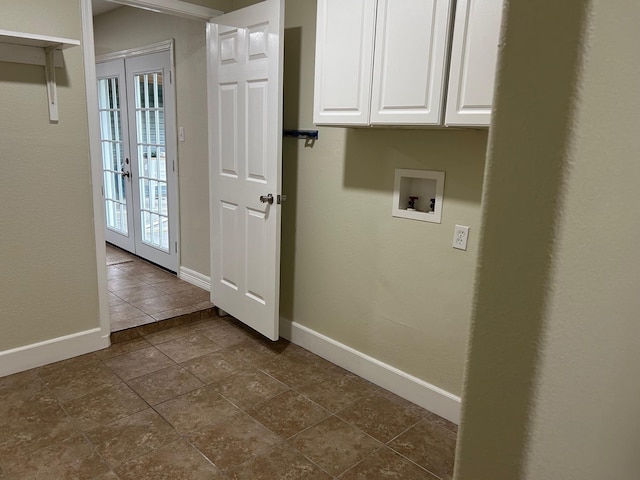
[445,0,504,126]
[207,0,284,340]
[96,49,179,272]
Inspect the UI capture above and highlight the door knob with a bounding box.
[259,194,274,204]
[121,169,130,179]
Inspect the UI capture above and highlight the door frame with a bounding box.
[80,0,223,339]
[97,41,180,272]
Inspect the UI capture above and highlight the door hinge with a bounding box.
[169,70,173,84]
[175,241,178,253]
[101,185,104,196]
[173,160,175,172]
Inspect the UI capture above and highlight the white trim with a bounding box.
[82,0,112,340]
[95,39,173,63]
[179,267,211,292]
[0,329,110,378]
[103,0,223,21]
[280,319,462,424]
[83,0,215,349]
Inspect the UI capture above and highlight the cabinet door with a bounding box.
[370,0,453,125]
[445,0,504,127]
[313,0,377,126]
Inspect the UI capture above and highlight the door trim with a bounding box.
[95,39,173,63]
[97,43,180,272]
[81,0,220,336]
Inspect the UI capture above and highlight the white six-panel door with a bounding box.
[208,0,284,340]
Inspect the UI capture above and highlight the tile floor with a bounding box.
[106,244,214,333]
[0,314,457,479]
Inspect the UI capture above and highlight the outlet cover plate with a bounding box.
[453,225,469,250]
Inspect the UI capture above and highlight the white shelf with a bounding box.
[0,29,80,122]
[0,30,80,49]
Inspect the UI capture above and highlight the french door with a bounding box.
[97,49,179,272]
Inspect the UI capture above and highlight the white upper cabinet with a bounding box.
[313,0,503,128]
[445,0,504,126]
[313,0,377,126]
[370,0,452,125]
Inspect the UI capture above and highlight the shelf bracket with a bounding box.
[44,46,59,122]
[0,30,80,123]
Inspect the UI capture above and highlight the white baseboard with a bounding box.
[0,328,110,378]
[179,267,211,292]
[280,319,461,424]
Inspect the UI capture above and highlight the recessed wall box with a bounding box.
[392,168,445,223]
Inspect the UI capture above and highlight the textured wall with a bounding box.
[456,0,640,478]
[273,0,487,396]
[0,0,100,350]
[93,6,212,276]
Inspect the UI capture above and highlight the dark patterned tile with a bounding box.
[337,392,423,442]
[63,383,148,431]
[154,333,222,363]
[115,439,225,479]
[340,447,439,479]
[154,385,239,433]
[424,411,459,433]
[127,365,204,405]
[296,370,377,412]
[0,404,78,460]
[95,338,152,360]
[0,373,57,418]
[228,443,331,480]
[189,412,281,471]
[3,435,110,479]
[39,356,120,402]
[181,350,249,385]
[247,390,329,438]
[103,346,174,380]
[388,419,457,480]
[289,415,382,477]
[86,409,179,467]
[213,368,288,409]
[197,323,254,348]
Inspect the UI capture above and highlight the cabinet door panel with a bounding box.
[370,0,453,125]
[445,0,504,126]
[313,0,377,125]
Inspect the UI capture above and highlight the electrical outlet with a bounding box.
[453,225,469,251]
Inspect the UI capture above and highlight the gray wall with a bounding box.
[455,0,640,478]
[272,0,487,396]
[94,0,488,396]
[0,0,100,350]
[94,6,213,276]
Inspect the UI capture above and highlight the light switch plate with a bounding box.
[453,225,469,251]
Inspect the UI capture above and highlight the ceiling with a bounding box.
[92,0,122,16]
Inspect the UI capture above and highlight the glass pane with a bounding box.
[142,211,151,243]
[140,178,149,210]
[158,148,167,181]
[160,215,169,250]
[133,69,169,252]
